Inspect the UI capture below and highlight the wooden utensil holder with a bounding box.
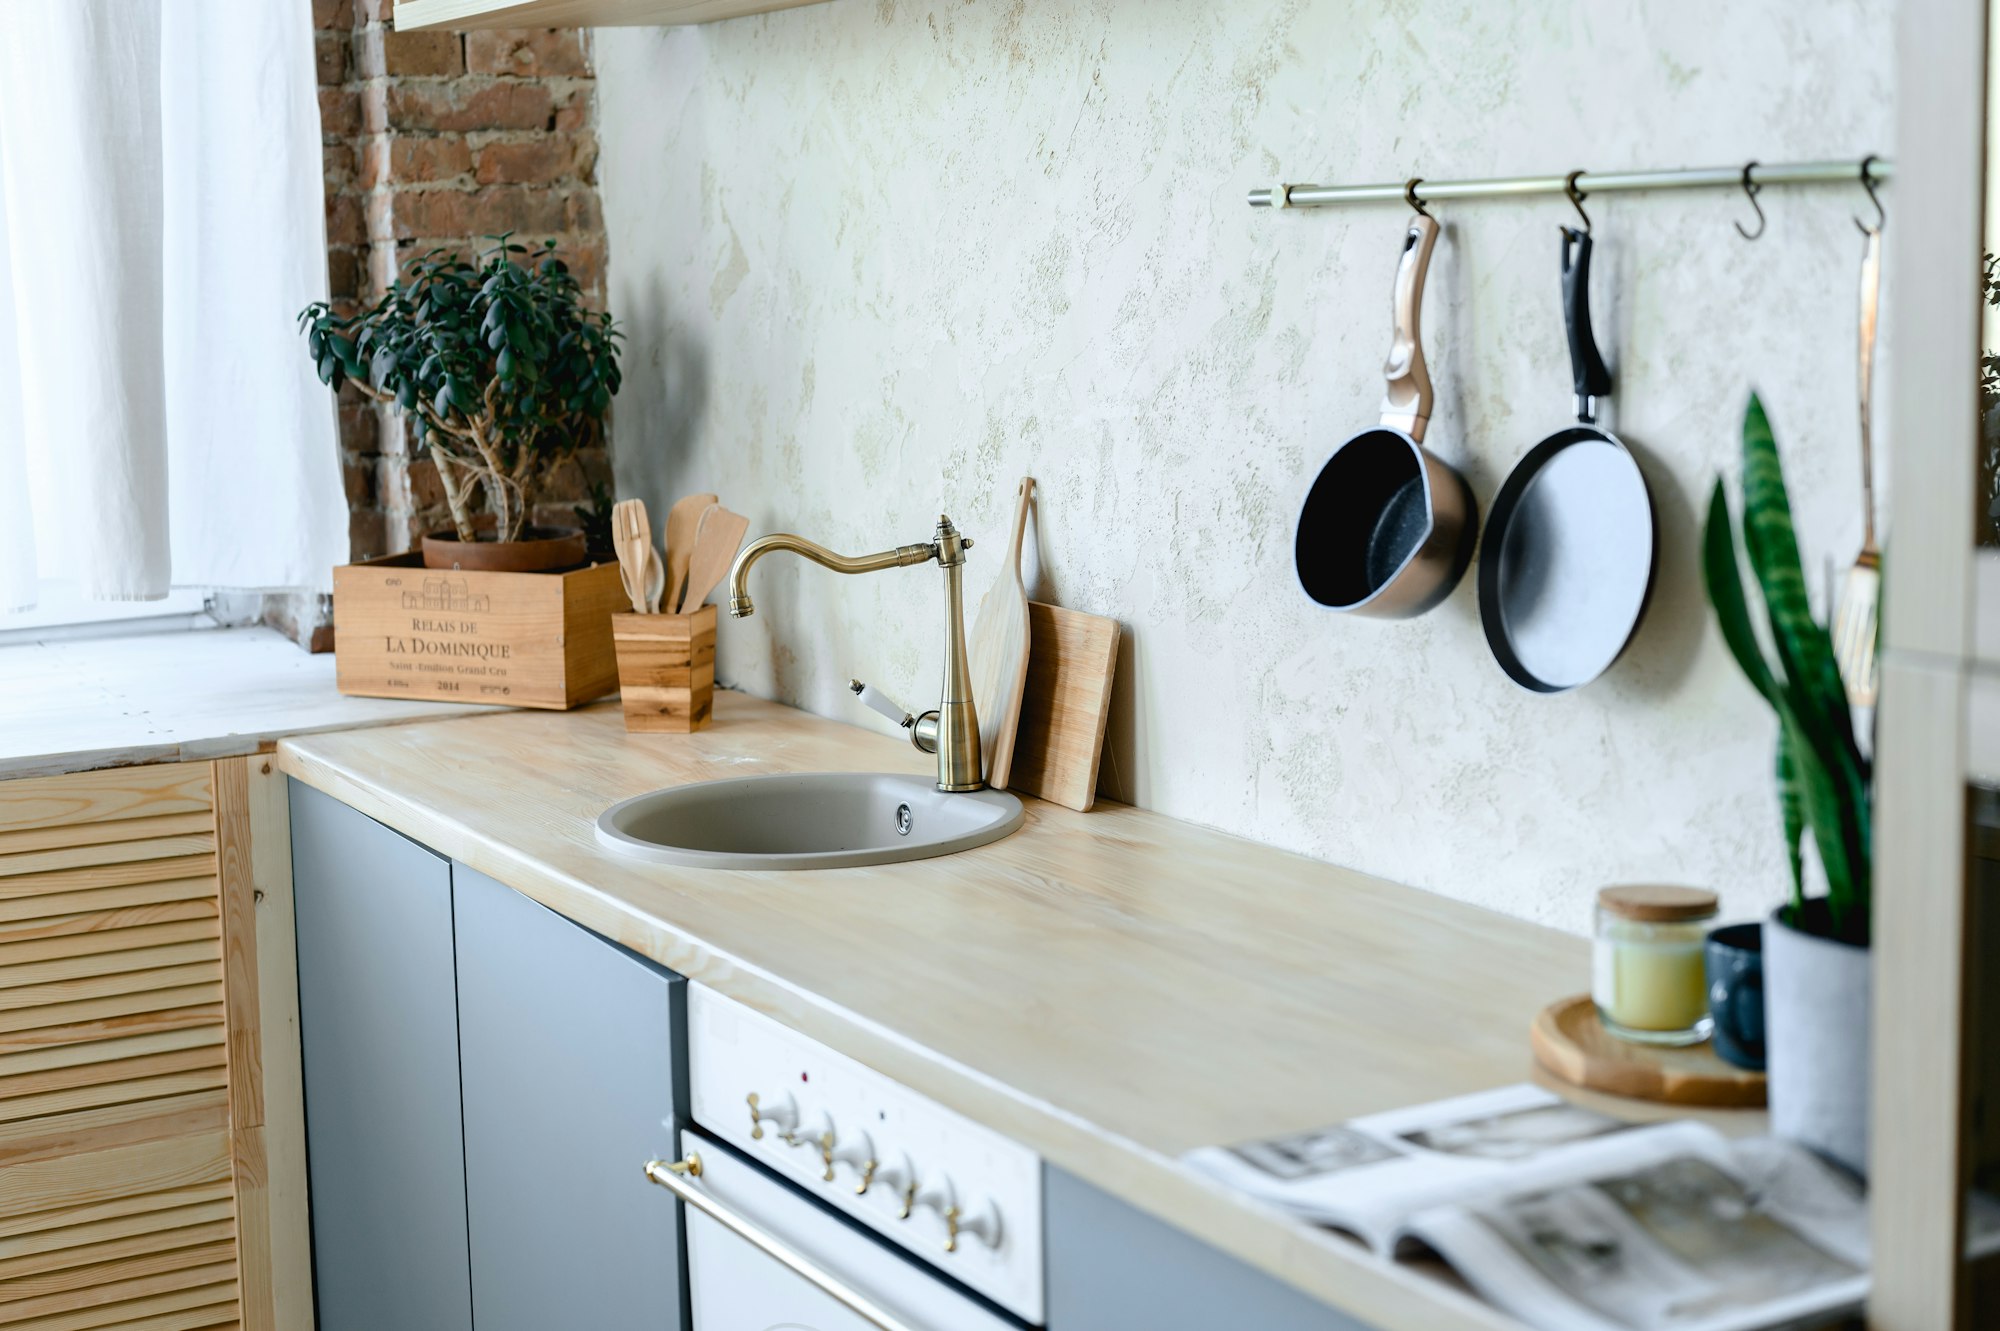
[610,605,716,733]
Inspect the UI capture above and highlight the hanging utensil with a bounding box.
[1832,225,1883,707]
[1294,211,1477,617]
[1478,225,1656,692]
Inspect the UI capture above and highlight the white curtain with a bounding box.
[0,0,346,612]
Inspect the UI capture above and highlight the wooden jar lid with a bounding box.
[1597,884,1718,923]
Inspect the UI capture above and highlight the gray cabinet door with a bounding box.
[454,863,686,1331]
[1046,1165,1371,1331]
[290,781,473,1331]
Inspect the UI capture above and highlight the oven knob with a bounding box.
[913,1175,957,1227]
[793,1111,837,1180]
[944,1201,1003,1254]
[745,1091,797,1142]
[873,1155,919,1218]
[831,1130,877,1194]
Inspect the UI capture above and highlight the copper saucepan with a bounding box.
[1294,212,1477,618]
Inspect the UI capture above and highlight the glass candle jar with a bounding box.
[1592,885,1719,1045]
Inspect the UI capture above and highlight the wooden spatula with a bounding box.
[611,499,649,615]
[677,505,750,613]
[968,477,1034,789]
[663,492,718,616]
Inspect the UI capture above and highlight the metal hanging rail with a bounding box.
[1249,157,1890,210]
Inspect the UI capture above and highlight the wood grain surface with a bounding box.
[333,553,623,710]
[1007,602,1120,811]
[968,478,1033,789]
[0,758,309,1330]
[279,693,1767,1331]
[1530,994,1766,1108]
[611,607,717,733]
[394,0,828,31]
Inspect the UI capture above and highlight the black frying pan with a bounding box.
[1295,213,1477,619]
[1478,228,1656,692]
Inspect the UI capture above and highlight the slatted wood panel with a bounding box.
[0,765,244,1330]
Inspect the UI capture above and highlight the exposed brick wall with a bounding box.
[313,0,610,568]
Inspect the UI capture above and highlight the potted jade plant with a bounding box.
[299,236,622,572]
[1702,394,1872,1174]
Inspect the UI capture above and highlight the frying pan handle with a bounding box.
[1857,225,1881,550]
[1380,213,1439,442]
[1560,227,1614,423]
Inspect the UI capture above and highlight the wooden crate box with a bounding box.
[332,554,622,710]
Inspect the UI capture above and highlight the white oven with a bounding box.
[654,1129,1019,1331]
[645,984,1045,1331]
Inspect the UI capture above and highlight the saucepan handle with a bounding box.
[1560,227,1614,423]
[1379,213,1440,442]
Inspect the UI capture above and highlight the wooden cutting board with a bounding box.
[1007,601,1120,812]
[968,478,1034,789]
[1530,994,1766,1108]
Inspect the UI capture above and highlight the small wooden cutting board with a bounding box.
[1008,601,1120,812]
[1531,994,1766,1108]
[969,478,1034,789]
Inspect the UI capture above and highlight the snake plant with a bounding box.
[1702,395,1872,944]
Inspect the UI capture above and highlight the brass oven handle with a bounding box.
[644,1155,923,1331]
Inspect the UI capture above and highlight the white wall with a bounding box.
[593,0,1892,933]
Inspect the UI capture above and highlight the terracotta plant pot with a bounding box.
[421,522,588,573]
[1764,902,1872,1175]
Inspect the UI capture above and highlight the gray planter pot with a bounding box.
[1763,906,1872,1175]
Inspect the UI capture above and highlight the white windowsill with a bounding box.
[0,582,216,645]
[0,624,510,779]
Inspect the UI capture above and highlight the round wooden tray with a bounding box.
[1530,994,1766,1108]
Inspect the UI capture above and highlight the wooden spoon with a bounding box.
[663,492,718,617]
[644,541,667,614]
[968,477,1035,789]
[678,505,750,614]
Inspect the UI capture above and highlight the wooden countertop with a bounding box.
[279,691,1754,1331]
[0,626,505,779]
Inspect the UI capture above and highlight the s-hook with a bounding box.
[1855,154,1886,234]
[1404,177,1431,218]
[1564,170,1592,233]
[1734,161,1766,241]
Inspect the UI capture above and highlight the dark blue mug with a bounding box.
[1705,922,1765,1070]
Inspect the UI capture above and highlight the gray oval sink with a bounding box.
[595,772,1024,870]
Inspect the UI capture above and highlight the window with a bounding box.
[0,2,346,634]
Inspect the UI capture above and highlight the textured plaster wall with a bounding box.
[593,1,1892,934]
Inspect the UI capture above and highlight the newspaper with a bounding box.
[1184,1085,1869,1331]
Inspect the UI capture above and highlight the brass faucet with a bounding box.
[727,516,985,792]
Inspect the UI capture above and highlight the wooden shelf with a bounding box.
[393,0,828,29]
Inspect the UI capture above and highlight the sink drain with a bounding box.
[894,804,913,836]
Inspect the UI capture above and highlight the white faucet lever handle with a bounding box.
[849,679,914,729]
